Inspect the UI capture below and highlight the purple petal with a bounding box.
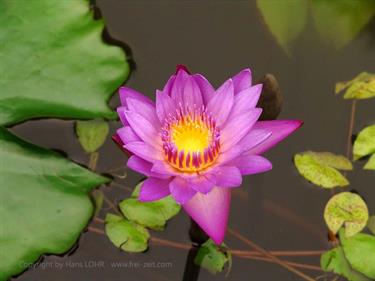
[220,108,262,152]
[192,74,215,105]
[169,177,197,204]
[248,120,303,155]
[127,155,170,179]
[126,96,160,126]
[161,75,177,96]
[210,165,242,188]
[124,142,163,163]
[117,106,128,126]
[170,68,189,105]
[237,129,272,152]
[232,68,252,94]
[183,187,231,245]
[216,145,244,166]
[117,126,141,144]
[156,90,175,123]
[186,174,216,194]
[228,154,272,175]
[182,77,203,109]
[151,160,179,177]
[139,177,172,202]
[125,110,161,148]
[112,134,130,156]
[119,86,154,107]
[228,84,263,121]
[206,79,234,126]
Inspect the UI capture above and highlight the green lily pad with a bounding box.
[256,0,308,55]
[76,120,109,153]
[312,0,375,50]
[336,72,375,100]
[340,229,375,279]
[0,0,129,126]
[194,240,230,274]
[321,247,372,281]
[105,213,150,253]
[0,127,108,280]
[119,181,181,230]
[353,125,375,160]
[324,192,369,237]
[294,151,351,188]
[364,154,375,170]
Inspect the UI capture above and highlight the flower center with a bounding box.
[161,106,220,172]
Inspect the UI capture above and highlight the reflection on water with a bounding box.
[13,0,375,280]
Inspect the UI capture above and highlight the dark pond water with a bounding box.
[12,1,375,280]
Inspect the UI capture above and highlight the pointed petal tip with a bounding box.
[183,187,231,247]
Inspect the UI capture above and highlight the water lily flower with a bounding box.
[115,65,302,244]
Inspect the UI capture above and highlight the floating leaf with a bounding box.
[194,240,230,274]
[256,0,308,55]
[0,0,129,126]
[294,151,350,188]
[340,229,375,279]
[119,181,181,230]
[324,192,369,237]
[353,125,375,160]
[336,72,375,100]
[364,154,375,170]
[92,189,104,217]
[321,247,372,281]
[105,213,150,253]
[76,120,109,153]
[367,216,375,235]
[0,128,108,280]
[312,0,375,50]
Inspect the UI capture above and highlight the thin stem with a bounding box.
[230,249,324,257]
[150,237,191,250]
[88,226,105,235]
[93,217,105,224]
[228,228,316,281]
[238,255,322,272]
[346,100,357,159]
[110,181,133,192]
[88,152,99,171]
[103,194,121,215]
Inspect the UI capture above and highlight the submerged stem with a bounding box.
[88,152,99,171]
[346,100,357,159]
[228,228,316,281]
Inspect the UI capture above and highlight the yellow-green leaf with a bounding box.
[336,72,375,99]
[364,154,375,170]
[353,125,375,160]
[324,192,369,237]
[294,151,351,188]
[194,240,230,274]
[76,120,109,153]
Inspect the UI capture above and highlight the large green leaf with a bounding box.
[119,181,181,231]
[353,125,375,161]
[321,247,372,281]
[257,0,308,55]
[312,0,375,49]
[0,0,129,126]
[340,230,375,279]
[324,192,369,237]
[336,72,375,100]
[294,151,351,188]
[0,127,108,280]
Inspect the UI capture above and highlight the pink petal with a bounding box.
[248,120,303,155]
[127,155,170,179]
[210,165,242,188]
[139,177,172,202]
[126,96,160,126]
[192,74,215,105]
[237,129,272,152]
[182,77,203,109]
[228,154,272,175]
[169,177,197,204]
[170,68,189,105]
[119,86,154,107]
[125,110,161,148]
[186,174,216,194]
[206,79,234,126]
[232,68,252,94]
[220,108,262,152]
[156,90,175,123]
[117,126,140,144]
[183,187,231,245]
[124,142,163,163]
